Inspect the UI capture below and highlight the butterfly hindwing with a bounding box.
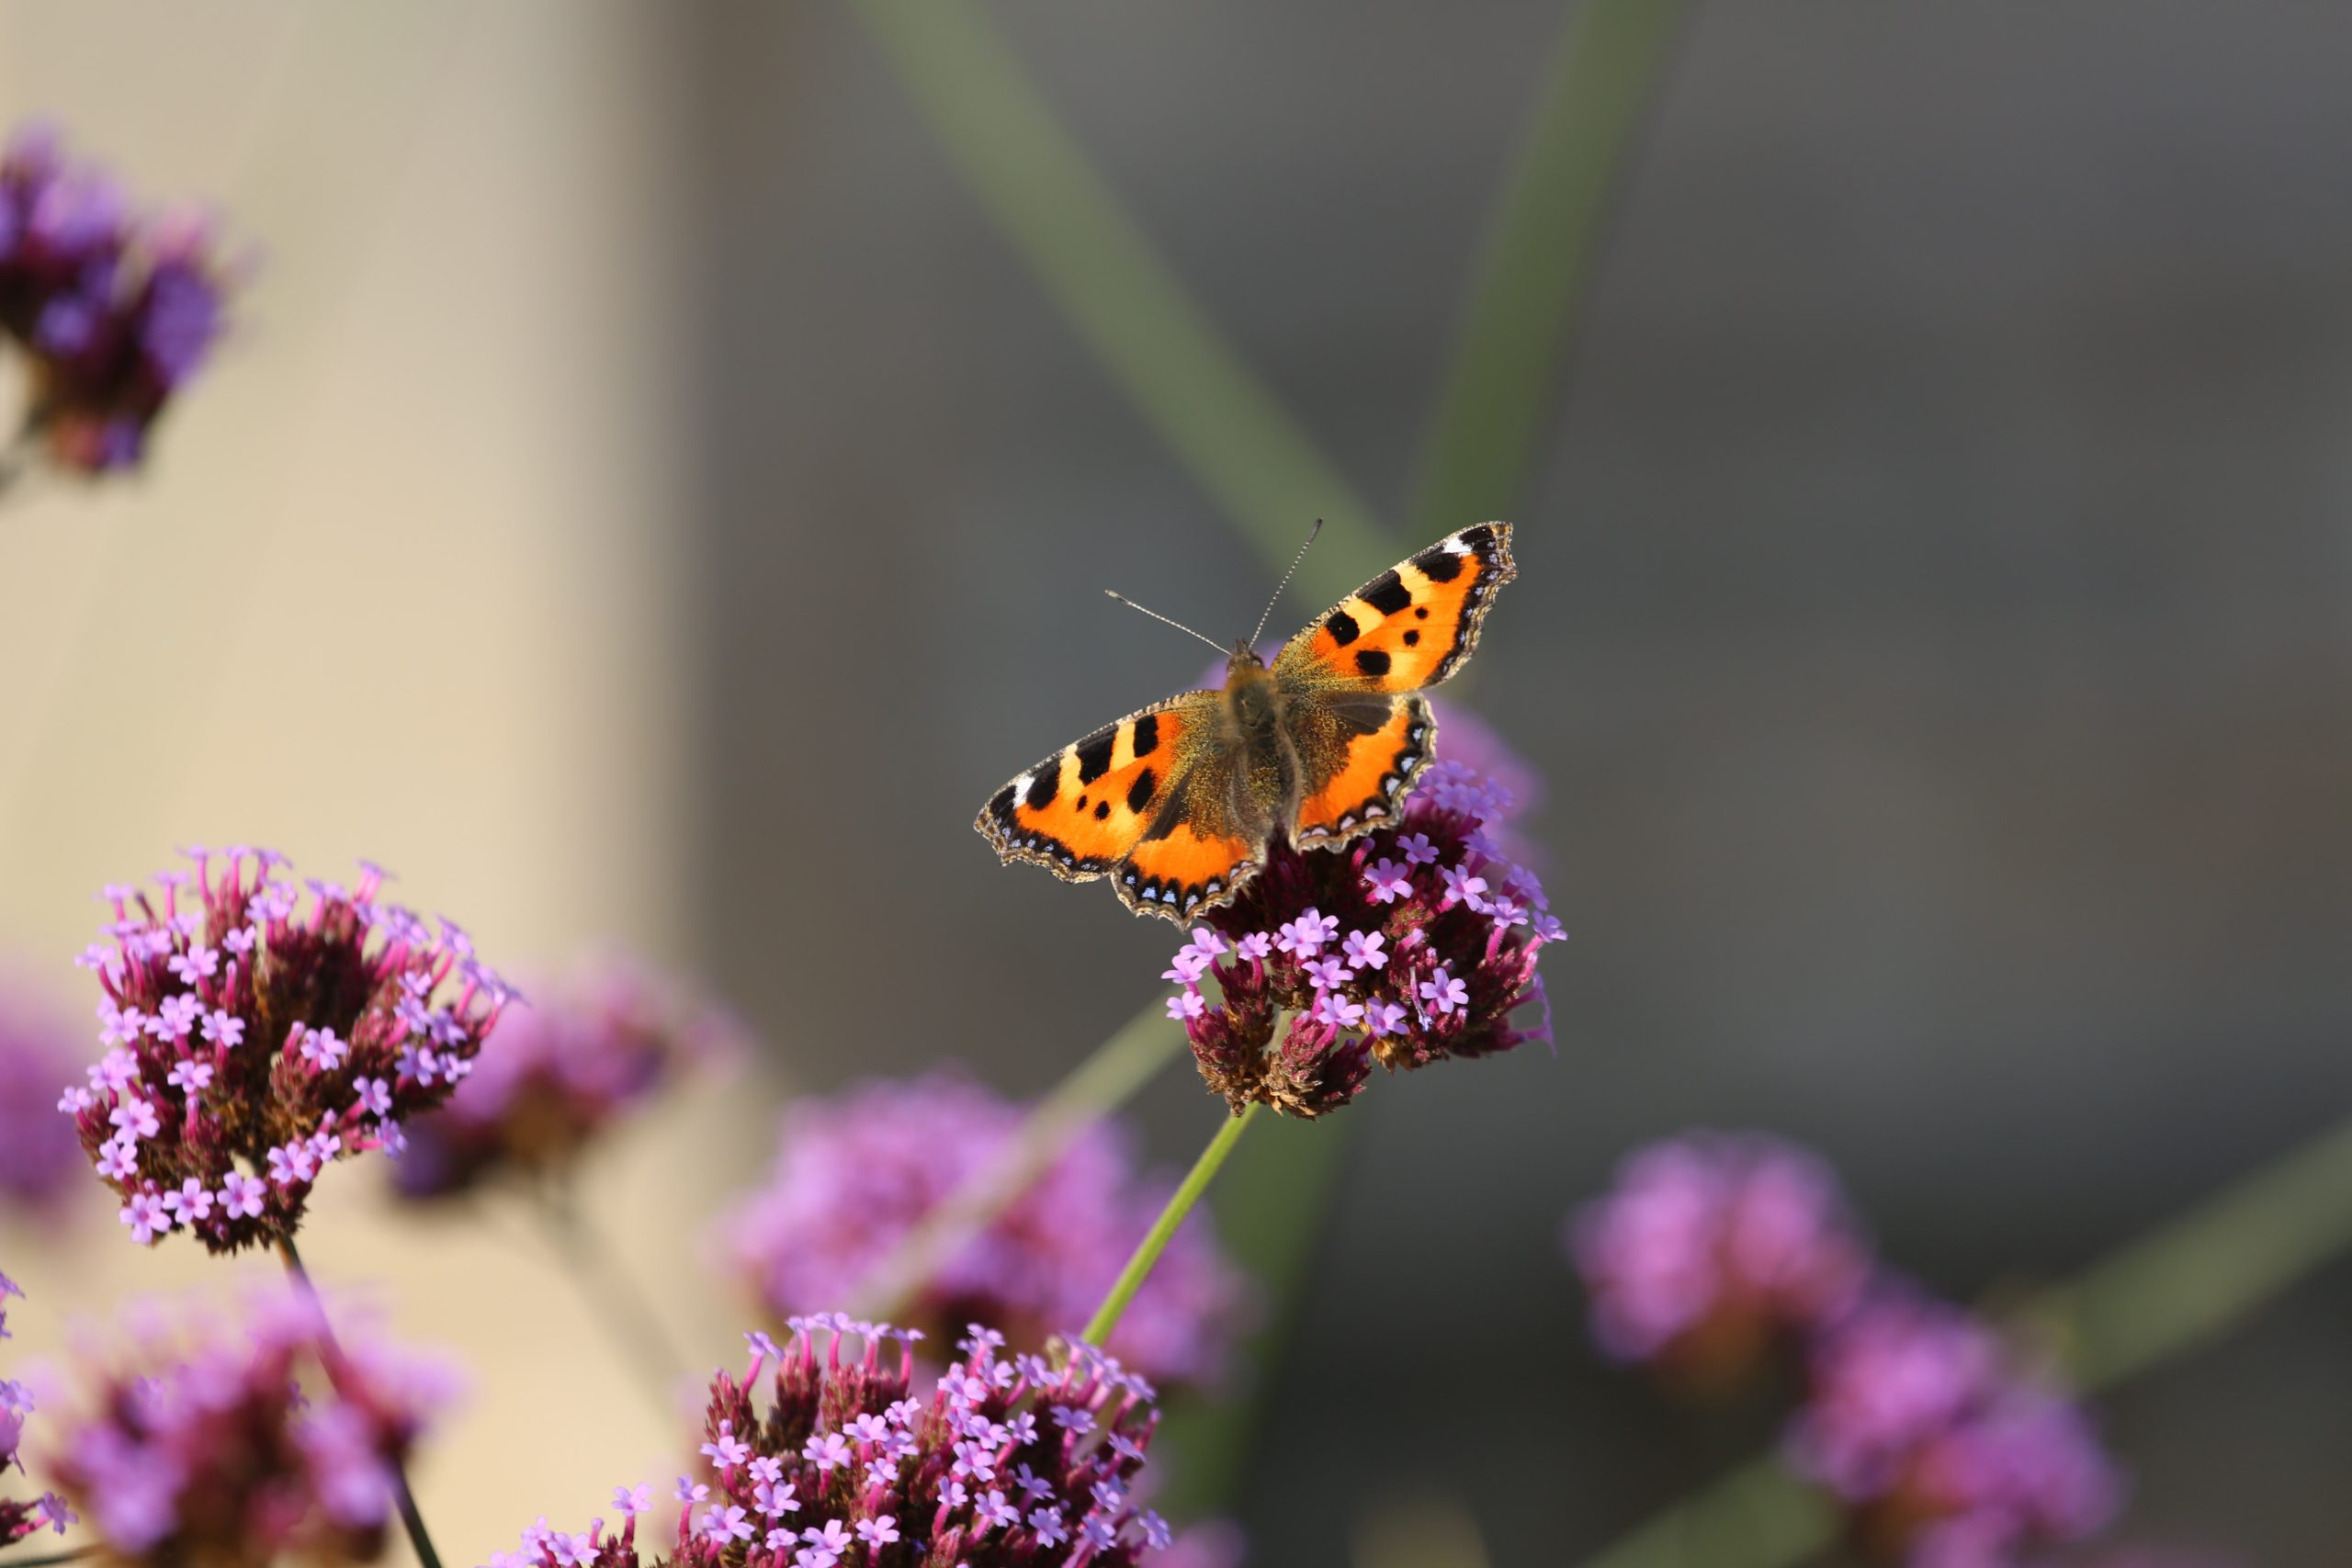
[1272,521,1516,696]
[1114,748,1267,919]
[977,690,1224,882]
[1289,692,1437,848]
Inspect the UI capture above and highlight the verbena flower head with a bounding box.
[390,955,742,1202]
[488,1316,1178,1568]
[1167,756,1560,1119]
[61,848,515,1254]
[41,1286,457,1563]
[0,972,85,1224]
[722,1073,1247,1389]
[0,123,240,477]
[1,1271,77,1545]
[1568,1132,1872,1381]
[1786,1287,2123,1565]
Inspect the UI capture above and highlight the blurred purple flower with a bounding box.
[0,972,85,1224]
[721,1073,1249,1390]
[62,848,516,1254]
[1170,756,1560,1119]
[0,125,243,479]
[390,955,742,1202]
[1568,1132,1871,1381]
[41,1286,456,1564]
[1,1271,77,1545]
[1787,1287,2123,1566]
[488,1316,1178,1568]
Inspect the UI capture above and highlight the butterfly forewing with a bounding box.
[1272,521,1516,696]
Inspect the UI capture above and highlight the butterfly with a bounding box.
[977,522,1518,923]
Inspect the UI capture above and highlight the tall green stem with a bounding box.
[1408,0,1688,537]
[855,0,1389,603]
[277,1237,445,1568]
[1083,1104,1261,1348]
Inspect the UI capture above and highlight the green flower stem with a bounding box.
[1408,0,1689,539]
[850,1003,1188,1322]
[277,1237,444,1568]
[1569,1111,2352,1568]
[531,1184,691,1416]
[1084,1103,1262,1348]
[0,1550,96,1568]
[2051,1111,2352,1391]
[855,0,1389,603]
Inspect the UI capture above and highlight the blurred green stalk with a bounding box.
[856,0,1388,602]
[1409,0,1687,539]
[1571,1113,2352,1568]
[846,1002,1186,1323]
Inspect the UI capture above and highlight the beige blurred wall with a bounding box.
[0,5,760,1555]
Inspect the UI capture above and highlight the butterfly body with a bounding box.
[978,522,1516,922]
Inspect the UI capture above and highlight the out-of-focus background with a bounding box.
[6,3,2352,1565]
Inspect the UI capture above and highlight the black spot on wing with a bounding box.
[1126,768,1158,814]
[1411,545,1464,583]
[1131,713,1159,759]
[1402,629,1420,646]
[1023,771,1057,810]
[1075,731,1117,785]
[1355,649,1392,678]
[989,784,1019,822]
[1093,801,1111,820]
[1361,570,1413,616]
[1325,609,1361,646]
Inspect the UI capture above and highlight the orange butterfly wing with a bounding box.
[1272,522,1516,846]
[976,690,1265,920]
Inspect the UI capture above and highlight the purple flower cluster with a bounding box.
[1571,1134,2123,1567]
[1788,1291,2121,1568]
[1,1271,76,1545]
[42,1287,456,1563]
[723,1073,1247,1389]
[1568,1133,1871,1379]
[1166,757,1560,1119]
[488,1316,1178,1568]
[0,123,238,476]
[391,956,741,1202]
[0,974,86,1224]
[60,848,515,1254]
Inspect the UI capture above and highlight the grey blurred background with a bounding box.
[687,3,2352,1563]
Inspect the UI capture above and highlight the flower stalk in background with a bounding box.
[390,955,741,1203]
[724,1072,1249,1391]
[39,1285,456,1565]
[60,848,515,1255]
[1789,1289,2121,1568]
[1569,1133,1871,1386]
[0,123,241,480]
[1571,1134,2124,1568]
[1169,756,1559,1119]
[489,1315,1178,1568]
[1,1272,76,1545]
[0,976,86,1227]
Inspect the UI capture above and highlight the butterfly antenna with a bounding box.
[1104,591,1227,655]
[1249,517,1324,649]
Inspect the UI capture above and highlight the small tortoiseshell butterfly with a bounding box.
[977,522,1518,923]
